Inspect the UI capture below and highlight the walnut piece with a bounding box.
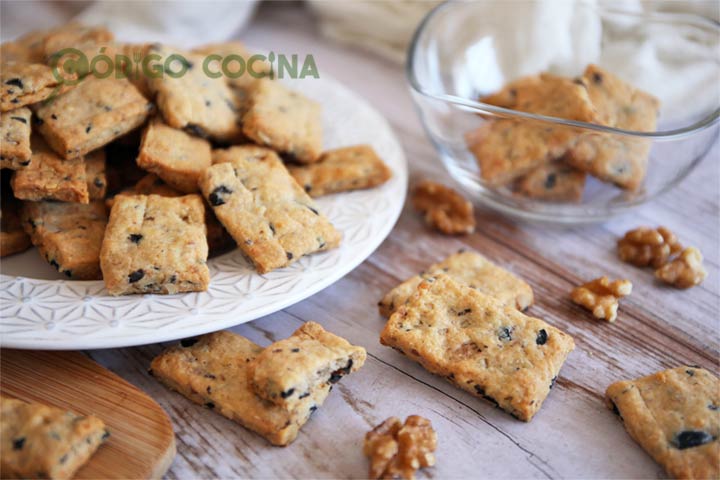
[571,276,632,322]
[364,415,437,480]
[412,181,475,235]
[617,226,682,268]
[655,247,707,289]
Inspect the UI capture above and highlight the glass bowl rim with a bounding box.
[406,1,720,139]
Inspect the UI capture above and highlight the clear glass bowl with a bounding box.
[407,1,720,223]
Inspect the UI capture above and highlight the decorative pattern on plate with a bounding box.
[0,76,407,349]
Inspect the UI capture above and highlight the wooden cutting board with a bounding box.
[0,349,176,479]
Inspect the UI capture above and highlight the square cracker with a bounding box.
[242,79,322,163]
[21,200,107,279]
[606,366,719,479]
[137,119,212,193]
[567,65,660,191]
[200,146,341,273]
[0,107,32,169]
[100,194,210,295]
[147,45,242,143]
[0,62,74,112]
[248,322,366,410]
[11,135,89,203]
[0,395,108,480]
[150,331,331,446]
[469,73,601,185]
[515,159,586,202]
[108,174,235,255]
[378,250,534,318]
[380,274,575,421]
[288,145,392,197]
[34,76,152,159]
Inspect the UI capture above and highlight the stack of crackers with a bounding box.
[467,65,660,202]
[0,23,392,296]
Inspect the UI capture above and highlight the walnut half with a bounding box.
[364,415,437,480]
[655,247,708,289]
[412,181,475,235]
[571,276,632,322]
[617,226,682,268]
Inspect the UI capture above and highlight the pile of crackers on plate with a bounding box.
[466,65,660,202]
[0,23,392,296]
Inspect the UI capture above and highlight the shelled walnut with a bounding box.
[412,181,475,235]
[571,276,632,322]
[617,226,682,268]
[655,247,707,289]
[364,415,437,480]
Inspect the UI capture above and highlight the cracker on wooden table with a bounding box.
[379,250,534,317]
[150,330,331,446]
[380,274,574,421]
[248,322,366,410]
[606,366,719,479]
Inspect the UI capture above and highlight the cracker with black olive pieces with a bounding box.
[380,274,575,421]
[605,366,719,479]
[107,174,235,256]
[379,250,533,318]
[242,79,322,163]
[515,159,586,202]
[468,73,601,185]
[21,200,107,279]
[200,146,341,273]
[0,196,31,257]
[146,44,243,143]
[0,395,109,480]
[137,119,212,193]
[34,76,152,159]
[288,145,392,197]
[0,107,32,169]
[567,64,660,191]
[0,62,75,112]
[249,322,366,410]
[10,135,89,203]
[150,331,331,446]
[85,149,107,200]
[100,193,210,295]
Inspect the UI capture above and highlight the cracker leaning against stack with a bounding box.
[466,65,660,201]
[0,23,393,295]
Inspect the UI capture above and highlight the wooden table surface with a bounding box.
[13,3,719,478]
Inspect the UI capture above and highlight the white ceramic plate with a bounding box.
[0,76,407,350]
